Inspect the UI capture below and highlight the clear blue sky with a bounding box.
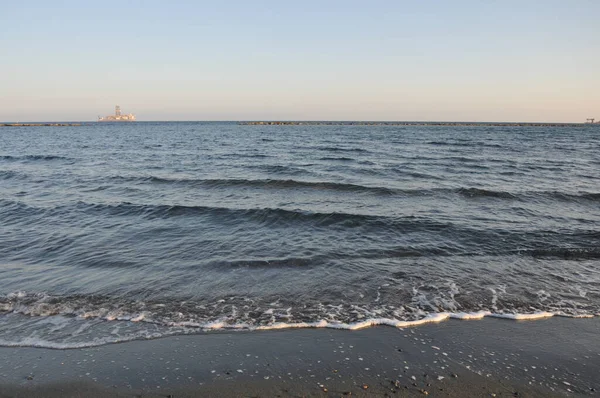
[1,0,599,122]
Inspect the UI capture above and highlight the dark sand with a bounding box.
[0,317,598,397]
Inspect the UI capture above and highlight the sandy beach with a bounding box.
[0,317,598,397]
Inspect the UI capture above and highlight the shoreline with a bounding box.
[1,317,598,397]
[0,310,596,350]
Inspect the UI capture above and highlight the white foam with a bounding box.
[1,304,597,350]
[490,312,554,320]
[0,332,167,350]
[4,307,589,350]
[131,312,148,322]
[450,311,491,320]
[252,313,452,331]
[242,310,572,332]
[557,313,594,319]
[7,291,28,299]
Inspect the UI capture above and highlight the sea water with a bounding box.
[0,122,599,348]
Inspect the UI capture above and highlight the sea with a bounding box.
[0,122,599,348]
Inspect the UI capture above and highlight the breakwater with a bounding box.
[1,123,82,127]
[240,121,584,127]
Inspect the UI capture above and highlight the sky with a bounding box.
[1,0,599,122]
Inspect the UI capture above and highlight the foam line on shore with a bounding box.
[172,310,567,331]
[1,311,597,350]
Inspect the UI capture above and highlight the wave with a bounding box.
[319,156,354,161]
[103,175,600,203]
[354,246,600,260]
[299,146,369,153]
[0,199,51,224]
[0,332,180,350]
[452,188,600,202]
[426,141,504,149]
[442,156,481,163]
[516,247,600,260]
[0,290,596,349]
[249,164,308,175]
[457,187,517,199]
[0,170,25,180]
[67,202,466,238]
[0,154,71,162]
[0,312,578,350]
[579,192,600,201]
[388,168,445,180]
[552,192,600,202]
[110,176,398,195]
[216,153,272,159]
[93,175,600,204]
[2,199,599,251]
[217,257,314,268]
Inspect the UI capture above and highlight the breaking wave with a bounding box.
[0,290,596,349]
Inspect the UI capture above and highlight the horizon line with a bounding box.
[1,119,595,124]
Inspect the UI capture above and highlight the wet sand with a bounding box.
[0,317,598,397]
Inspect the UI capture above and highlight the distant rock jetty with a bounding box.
[1,123,82,127]
[240,121,584,127]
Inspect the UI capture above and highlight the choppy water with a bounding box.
[1,122,599,348]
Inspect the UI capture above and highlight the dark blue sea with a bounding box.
[1,122,599,348]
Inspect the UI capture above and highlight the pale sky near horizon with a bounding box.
[1,1,599,122]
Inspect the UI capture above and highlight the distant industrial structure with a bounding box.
[98,105,136,122]
[585,118,597,124]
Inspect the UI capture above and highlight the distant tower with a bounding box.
[115,105,121,117]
